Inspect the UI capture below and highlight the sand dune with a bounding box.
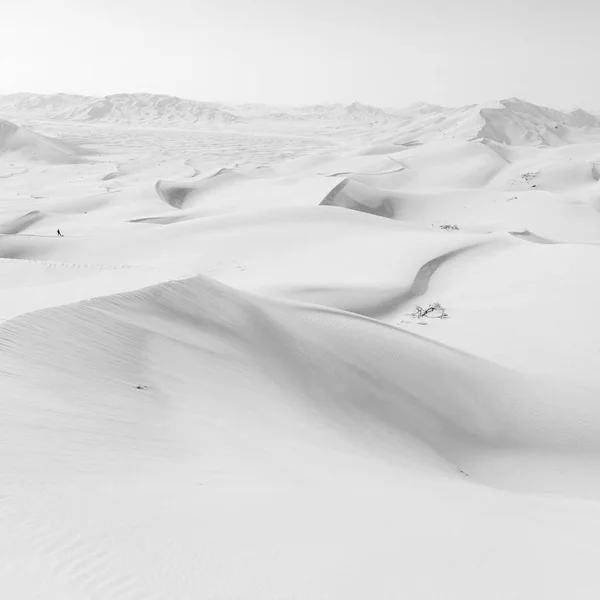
[3,272,600,465]
[0,210,44,234]
[3,273,600,598]
[2,95,600,598]
[0,119,91,163]
[155,168,250,210]
[480,98,600,146]
[155,168,341,215]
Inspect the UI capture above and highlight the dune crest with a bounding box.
[0,118,90,163]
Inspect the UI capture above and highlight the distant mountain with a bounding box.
[221,101,400,123]
[0,93,598,146]
[374,98,600,146]
[478,98,600,145]
[337,101,397,122]
[390,101,448,117]
[0,93,405,126]
[0,93,242,126]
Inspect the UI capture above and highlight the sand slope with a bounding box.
[2,96,600,599]
[0,119,91,163]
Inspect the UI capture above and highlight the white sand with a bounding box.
[2,94,600,599]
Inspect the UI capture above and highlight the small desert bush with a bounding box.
[409,302,448,319]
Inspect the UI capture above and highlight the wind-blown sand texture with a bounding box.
[2,93,600,599]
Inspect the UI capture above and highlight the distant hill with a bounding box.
[0,93,241,126]
[0,93,598,146]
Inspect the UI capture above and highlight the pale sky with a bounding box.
[1,0,598,109]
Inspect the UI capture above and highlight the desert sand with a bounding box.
[2,93,600,599]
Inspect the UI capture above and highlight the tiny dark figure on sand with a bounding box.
[57,229,63,237]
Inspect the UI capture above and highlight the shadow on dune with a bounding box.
[510,229,600,245]
[3,274,600,488]
[320,179,399,219]
[276,240,497,321]
[0,211,45,235]
[127,215,197,225]
[155,169,245,210]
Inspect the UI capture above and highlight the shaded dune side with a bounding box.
[320,179,398,218]
[155,170,246,210]
[509,230,561,244]
[508,230,600,246]
[478,99,600,146]
[2,275,600,481]
[272,238,500,320]
[0,211,45,234]
[0,119,93,164]
[318,174,600,241]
